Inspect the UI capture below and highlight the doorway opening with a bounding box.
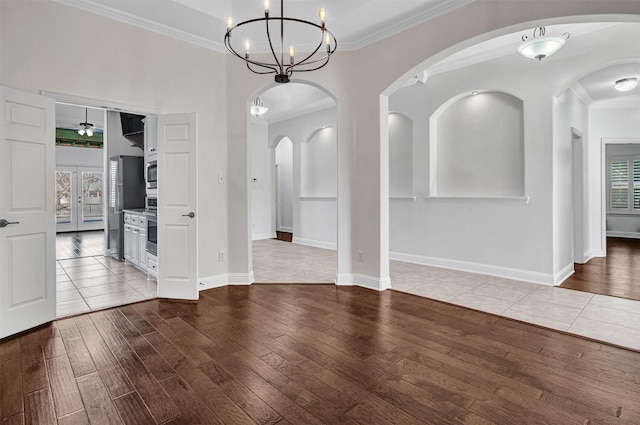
[53,102,157,317]
[250,82,338,283]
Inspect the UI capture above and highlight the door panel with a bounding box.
[1,85,56,339]
[56,166,104,233]
[157,113,198,300]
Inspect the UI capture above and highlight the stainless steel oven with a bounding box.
[145,211,157,256]
[146,159,157,192]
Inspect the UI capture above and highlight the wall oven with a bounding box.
[146,159,157,194]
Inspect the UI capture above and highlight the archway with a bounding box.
[248,82,339,283]
[381,18,640,294]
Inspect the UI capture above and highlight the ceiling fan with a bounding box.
[77,107,94,137]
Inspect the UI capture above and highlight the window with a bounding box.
[608,157,640,213]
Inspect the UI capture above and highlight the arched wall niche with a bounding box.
[429,91,525,198]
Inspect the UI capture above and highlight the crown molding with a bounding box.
[54,0,472,54]
[54,0,227,53]
[569,82,594,105]
[344,0,474,51]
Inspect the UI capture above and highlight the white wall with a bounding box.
[388,113,414,196]
[56,146,103,168]
[275,138,294,232]
[1,0,228,282]
[553,88,589,277]
[249,120,274,239]
[268,107,338,249]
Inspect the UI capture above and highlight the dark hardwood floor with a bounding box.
[274,232,293,243]
[2,284,640,424]
[562,237,640,301]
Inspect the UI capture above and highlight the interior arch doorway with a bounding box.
[249,82,339,283]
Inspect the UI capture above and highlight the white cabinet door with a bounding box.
[0,86,56,338]
[130,226,139,266]
[157,113,198,300]
[138,227,147,272]
[124,224,133,262]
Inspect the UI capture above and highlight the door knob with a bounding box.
[0,219,20,228]
[182,212,195,218]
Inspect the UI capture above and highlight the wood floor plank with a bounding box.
[3,285,640,425]
[0,357,23,420]
[76,372,123,425]
[19,334,48,394]
[46,355,84,418]
[90,312,180,424]
[23,388,56,425]
[112,392,156,425]
[73,316,134,399]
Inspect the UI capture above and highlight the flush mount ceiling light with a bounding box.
[250,97,269,117]
[224,0,337,84]
[77,108,94,137]
[614,77,638,92]
[517,27,570,61]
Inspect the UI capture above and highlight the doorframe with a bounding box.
[43,91,163,256]
[571,127,585,264]
[600,137,640,253]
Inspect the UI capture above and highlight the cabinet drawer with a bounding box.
[130,215,139,225]
[124,214,131,224]
[139,216,147,227]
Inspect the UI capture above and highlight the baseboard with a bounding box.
[278,226,293,233]
[390,251,555,286]
[335,273,391,291]
[198,274,229,291]
[252,233,277,241]
[292,237,336,251]
[584,248,605,260]
[198,272,254,291]
[606,231,640,239]
[553,262,574,286]
[228,272,254,285]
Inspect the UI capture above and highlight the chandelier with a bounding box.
[224,0,337,83]
[77,107,94,137]
[517,27,569,61]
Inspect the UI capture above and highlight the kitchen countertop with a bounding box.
[123,209,146,214]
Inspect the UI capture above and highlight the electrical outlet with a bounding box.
[218,174,225,184]
[357,251,364,262]
[218,251,225,262]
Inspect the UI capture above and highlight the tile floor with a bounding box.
[56,255,157,318]
[252,239,640,352]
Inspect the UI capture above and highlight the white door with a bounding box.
[0,86,56,339]
[55,166,105,233]
[157,113,198,300]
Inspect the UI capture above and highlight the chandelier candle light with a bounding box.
[225,0,337,83]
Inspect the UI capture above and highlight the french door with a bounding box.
[56,166,104,232]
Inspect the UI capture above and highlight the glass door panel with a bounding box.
[81,171,104,223]
[55,170,72,225]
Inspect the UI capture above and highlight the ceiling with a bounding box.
[55,0,473,52]
[53,2,639,123]
[56,104,105,132]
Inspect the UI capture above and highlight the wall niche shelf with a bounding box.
[426,196,530,203]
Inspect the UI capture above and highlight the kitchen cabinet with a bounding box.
[123,210,147,272]
[147,253,158,278]
[144,116,158,160]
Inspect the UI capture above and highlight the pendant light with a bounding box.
[250,97,269,117]
[77,108,94,137]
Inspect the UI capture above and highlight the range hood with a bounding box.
[120,112,145,149]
